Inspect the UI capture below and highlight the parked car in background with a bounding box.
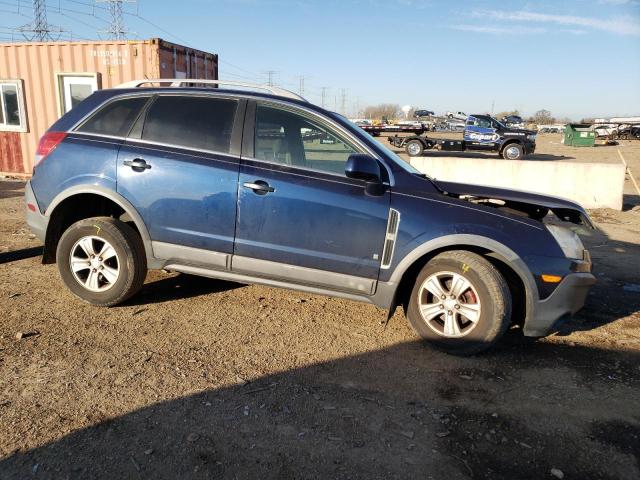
[414,109,435,118]
[593,124,618,138]
[618,126,640,140]
[500,115,525,129]
[26,79,595,355]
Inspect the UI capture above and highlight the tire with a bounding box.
[501,143,523,160]
[405,251,512,355]
[56,217,147,306]
[405,139,424,157]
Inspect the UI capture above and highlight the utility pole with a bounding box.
[97,1,135,40]
[18,0,63,41]
[297,76,305,96]
[320,87,328,108]
[264,70,278,86]
[491,99,495,115]
[340,89,347,116]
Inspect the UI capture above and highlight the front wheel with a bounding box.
[501,143,524,160]
[405,251,512,355]
[56,217,147,306]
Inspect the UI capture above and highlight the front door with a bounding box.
[234,103,390,293]
[464,115,499,151]
[117,94,244,263]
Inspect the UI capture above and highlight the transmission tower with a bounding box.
[18,0,63,41]
[264,70,278,86]
[97,1,135,40]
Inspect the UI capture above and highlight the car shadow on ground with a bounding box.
[0,338,638,480]
[0,180,25,200]
[121,273,244,307]
[0,246,43,264]
[622,194,640,210]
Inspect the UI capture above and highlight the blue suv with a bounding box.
[25,80,595,355]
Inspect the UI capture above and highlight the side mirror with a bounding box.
[345,154,382,183]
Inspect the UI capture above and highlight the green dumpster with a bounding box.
[564,124,596,147]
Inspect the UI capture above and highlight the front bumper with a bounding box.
[25,180,48,243]
[523,272,596,337]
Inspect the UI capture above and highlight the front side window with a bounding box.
[77,96,149,137]
[255,105,358,176]
[473,117,492,128]
[141,96,237,153]
[0,80,27,132]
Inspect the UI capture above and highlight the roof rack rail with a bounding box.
[115,78,307,102]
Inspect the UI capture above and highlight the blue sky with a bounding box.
[1,0,639,119]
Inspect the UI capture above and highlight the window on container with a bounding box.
[56,74,99,114]
[141,96,238,153]
[77,96,149,137]
[0,80,27,132]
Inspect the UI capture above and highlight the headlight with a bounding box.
[546,224,584,259]
[528,134,537,141]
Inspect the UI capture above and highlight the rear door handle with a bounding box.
[243,181,275,195]
[123,158,151,171]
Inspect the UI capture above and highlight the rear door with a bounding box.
[117,94,244,264]
[233,102,390,293]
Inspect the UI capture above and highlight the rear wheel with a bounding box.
[56,217,147,306]
[406,139,424,157]
[502,143,524,160]
[406,251,512,355]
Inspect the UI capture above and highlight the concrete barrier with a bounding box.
[409,157,626,210]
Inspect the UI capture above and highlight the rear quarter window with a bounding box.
[76,96,149,137]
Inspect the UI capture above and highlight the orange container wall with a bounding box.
[0,38,218,174]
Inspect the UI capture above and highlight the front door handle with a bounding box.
[123,158,151,171]
[243,180,275,195]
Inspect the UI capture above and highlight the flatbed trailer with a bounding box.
[359,124,426,137]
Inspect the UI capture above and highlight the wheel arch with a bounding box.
[499,138,523,153]
[43,185,153,264]
[378,234,537,327]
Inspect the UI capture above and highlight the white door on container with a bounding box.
[61,75,98,113]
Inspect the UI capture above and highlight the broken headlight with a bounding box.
[546,224,584,259]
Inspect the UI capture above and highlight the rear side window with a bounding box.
[77,96,149,137]
[141,96,237,153]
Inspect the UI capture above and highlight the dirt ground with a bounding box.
[1,136,639,479]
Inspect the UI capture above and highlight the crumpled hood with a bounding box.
[433,180,594,229]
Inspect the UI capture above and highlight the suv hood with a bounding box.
[433,180,594,229]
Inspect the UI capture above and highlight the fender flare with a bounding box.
[45,185,155,262]
[376,234,538,323]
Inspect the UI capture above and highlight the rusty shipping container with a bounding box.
[0,38,218,175]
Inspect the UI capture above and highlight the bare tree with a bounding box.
[362,104,401,122]
[530,109,555,125]
[495,109,520,119]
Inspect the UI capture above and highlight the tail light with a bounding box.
[34,131,67,168]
